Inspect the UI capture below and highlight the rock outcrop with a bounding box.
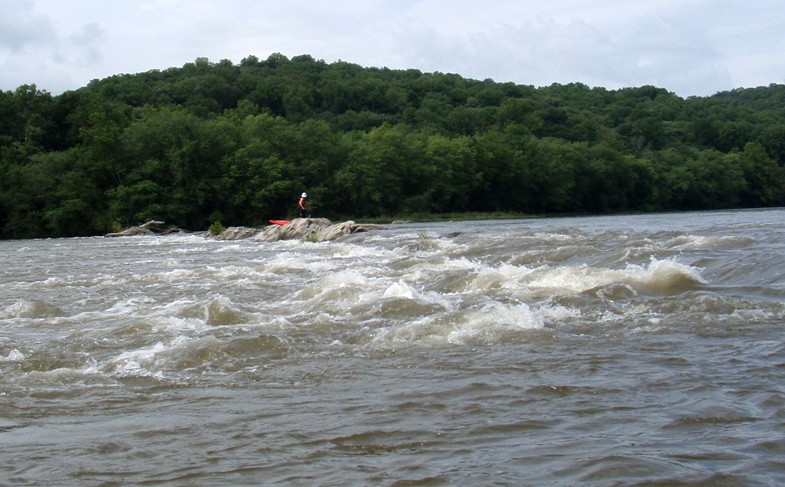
[212,226,260,240]
[106,220,175,237]
[107,218,383,241]
[216,218,384,242]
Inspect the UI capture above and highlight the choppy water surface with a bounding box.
[2,209,785,485]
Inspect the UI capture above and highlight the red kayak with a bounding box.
[268,219,291,226]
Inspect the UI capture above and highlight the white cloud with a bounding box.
[0,0,782,96]
[0,0,55,51]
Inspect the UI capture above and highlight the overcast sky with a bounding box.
[2,0,784,98]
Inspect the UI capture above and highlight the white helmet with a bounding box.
[301,192,307,198]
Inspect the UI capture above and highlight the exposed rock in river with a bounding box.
[106,220,178,237]
[213,226,260,240]
[214,218,385,242]
[107,218,384,241]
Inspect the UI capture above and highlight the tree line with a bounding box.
[1,53,785,239]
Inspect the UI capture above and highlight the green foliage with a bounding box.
[1,55,785,239]
[209,221,225,235]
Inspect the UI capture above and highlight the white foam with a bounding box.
[327,242,399,260]
[153,316,211,334]
[294,269,377,314]
[667,234,753,251]
[213,244,244,253]
[111,340,169,375]
[401,256,480,283]
[529,264,620,293]
[105,296,156,315]
[263,252,338,274]
[171,246,208,254]
[212,265,266,281]
[623,258,706,294]
[469,263,537,292]
[447,302,544,344]
[372,301,544,347]
[474,258,706,297]
[108,335,221,378]
[1,349,26,362]
[0,299,65,319]
[539,304,582,322]
[382,280,418,300]
[319,269,372,289]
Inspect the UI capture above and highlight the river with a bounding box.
[2,209,784,485]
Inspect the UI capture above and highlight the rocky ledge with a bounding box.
[214,218,385,242]
[105,220,185,237]
[106,218,384,241]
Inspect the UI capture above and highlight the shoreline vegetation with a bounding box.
[2,53,785,240]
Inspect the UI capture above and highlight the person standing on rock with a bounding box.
[298,192,309,218]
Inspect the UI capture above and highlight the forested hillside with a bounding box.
[2,53,784,238]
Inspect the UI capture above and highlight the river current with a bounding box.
[2,209,785,486]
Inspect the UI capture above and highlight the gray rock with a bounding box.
[105,220,167,237]
[253,218,384,242]
[213,226,260,240]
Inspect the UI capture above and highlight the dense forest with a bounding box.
[2,53,785,239]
